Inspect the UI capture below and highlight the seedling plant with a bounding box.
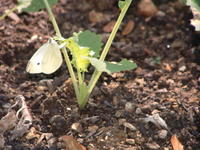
[4,0,137,109]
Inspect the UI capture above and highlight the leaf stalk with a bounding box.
[87,0,132,95]
[43,0,79,98]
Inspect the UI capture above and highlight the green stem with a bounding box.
[77,69,83,85]
[0,6,18,20]
[79,94,89,109]
[43,0,79,97]
[88,0,132,94]
[100,0,132,61]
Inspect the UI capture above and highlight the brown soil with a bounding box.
[0,0,200,150]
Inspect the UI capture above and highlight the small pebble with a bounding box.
[141,105,152,113]
[125,138,135,145]
[115,110,124,118]
[137,0,158,17]
[179,66,186,72]
[39,79,53,86]
[166,79,174,85]
[125,102,134,113]
[157,129,168,139]
[71,122,83,133]
[37,85,47,91]
[145,142,160,149]
[118,119,126,126]
[88,125,98,132]
[123,122,137,131]
[49,115,66,131]
[59,136,86,150]
[156,88,168,93]
[156,11,166,17]
[135,108,142,114]
[47,137,56,146]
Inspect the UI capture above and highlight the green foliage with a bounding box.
[18,0,58,12]
[64,30,103,72]
[150,57,161,65]
[25,0,133,109]
[118,0,126,10]
[106,59,137,74]
[88,58,137,74]
[66,37,90,72]
[87,57,106,72]
[77,30,102,57]
[65,28,137,74]
[17,0,32,12]
[186,0,200,11]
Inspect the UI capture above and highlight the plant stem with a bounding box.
[0,6,18,20]
[43,0,79,97]
[88,0,132,94]
[79,94,89,109]
[77,69,83,85]
[100,0,132,61]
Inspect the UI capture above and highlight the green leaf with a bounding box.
[77,30,102,57]
[150,57,161,65]
[106,59,137,74]
[186,0,200,11]
[88,58,137,74]
[66,38,90,72]
[18,0,58,12]
[118,0,126,10]
[17,0,32,12]
[87,57,107,72]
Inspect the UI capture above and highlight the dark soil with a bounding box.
[0,0,200,149]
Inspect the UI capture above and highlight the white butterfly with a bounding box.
[26,39,63,74]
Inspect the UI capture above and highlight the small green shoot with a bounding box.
[25,0,136,109]
[0,0,57,20]
[118,1,126,10]
[150,57,161,65]
[21,0,58,12]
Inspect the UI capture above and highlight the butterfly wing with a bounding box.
[26,43,49,74]
[41,41,63,74]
